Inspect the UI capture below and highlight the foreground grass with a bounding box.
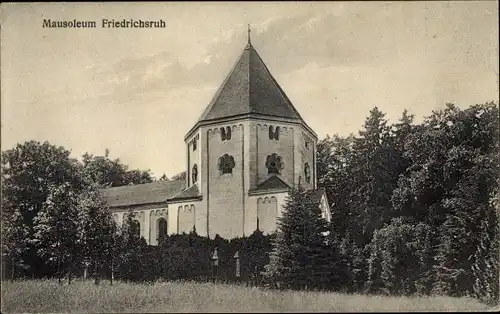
[1,279,493,313]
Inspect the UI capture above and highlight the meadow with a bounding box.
[1,279,495,313]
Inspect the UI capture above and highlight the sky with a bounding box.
[1,2,498,178]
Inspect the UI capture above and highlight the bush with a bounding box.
[366,218,433,296]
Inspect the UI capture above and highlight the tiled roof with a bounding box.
[168,184,202,201]
[197,42,304,123]
[100,180,185,208]
[251,175,290,193]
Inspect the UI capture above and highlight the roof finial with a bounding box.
[247,24,251,45]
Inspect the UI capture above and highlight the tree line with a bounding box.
[1,144,153,282]
[312,102,499,304]
[1,102,498,305]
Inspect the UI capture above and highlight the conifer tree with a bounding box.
[389,109,415,178]
[263,186,332,290]
[349,107,395,246]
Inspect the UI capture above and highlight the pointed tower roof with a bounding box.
[186,30,315,140]
[197,42,303,122]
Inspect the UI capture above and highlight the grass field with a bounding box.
[1,279,495,313]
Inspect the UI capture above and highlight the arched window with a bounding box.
[266,153,283,174]
[220,127,226,141]
[157,218,168,240]
[274,126,280,140]
[226,126,232,140]
[192,164,198,183]
[304,162,311,183]
[218,154,235,174]
[131,220,141,237]
[268,126,274,139]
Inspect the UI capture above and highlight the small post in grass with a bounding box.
[211,247,219,283]
[233,251,240,281]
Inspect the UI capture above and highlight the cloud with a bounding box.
[3,1,496,178]
[69,5,424,109]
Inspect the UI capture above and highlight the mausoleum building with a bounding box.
[101,33,331,244]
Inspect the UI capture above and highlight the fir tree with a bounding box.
[350,107,395,247]
[263,186,333,290]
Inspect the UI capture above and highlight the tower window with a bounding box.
[269,125,280,140]
[266,153,283,174]
[192,138,197,151]
[192,164,198,183]
[220,126,232,141]
[218,154,235,174]
[304,162,311,183]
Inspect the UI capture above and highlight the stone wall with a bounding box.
[112,205,167,245]
[246,191,288,235]
[257,196,277,235]
[205,123,245,239]
[254,122,295,186]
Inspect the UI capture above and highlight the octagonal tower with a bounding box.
[168,33,322,239]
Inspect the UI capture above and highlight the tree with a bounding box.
[171,171,186,181]
[82,149,153,187]
[1,141,89,278]
[472,193,499,305]
[338,231,368,293]
[389,110,415,178]
[117,209,147,282]
[389,103,499,298]
[158,173,169,181]
[1,209,29,280]
[124,169,155,185]
[81,188,117,284]
[263,186,334,290]
[241,230,274,285]
[32,182,87,284]
[366,218,433,296]
[349,107,396,246]
[316,134,355,239]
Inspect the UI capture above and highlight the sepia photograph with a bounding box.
[1,1,499,312]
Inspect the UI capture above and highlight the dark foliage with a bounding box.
[111,230,274,284]
[2,103,498,307]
